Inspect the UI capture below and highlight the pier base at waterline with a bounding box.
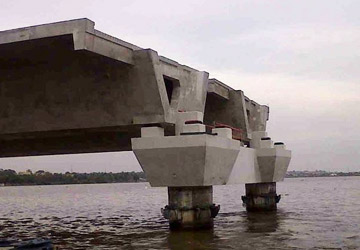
[161,186,220,230]
[241,182,280,212]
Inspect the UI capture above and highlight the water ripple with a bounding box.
[0,178,359,249]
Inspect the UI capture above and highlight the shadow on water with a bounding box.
[0,210,294,250]
[3,179,359,249]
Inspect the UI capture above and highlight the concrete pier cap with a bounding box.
[228,131,291,185]
[131,111,240,187]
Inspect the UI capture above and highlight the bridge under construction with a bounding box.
[0,19,291,229]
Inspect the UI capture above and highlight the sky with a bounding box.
[0,0,359,173]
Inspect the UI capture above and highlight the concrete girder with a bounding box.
[244,97,269,134]
[207,78,230,100]
[0,19,209,157]
[0,18,272,158]
[0,18,135,65]
[204,80,250,140]
[161,60,209,114]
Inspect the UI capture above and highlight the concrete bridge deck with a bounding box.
[0,18,267,157]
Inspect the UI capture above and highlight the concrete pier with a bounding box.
[241,182,280,211]
[132,112,238,229]
[162,186,220,230]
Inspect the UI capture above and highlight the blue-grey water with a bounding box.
[0,177,359,249]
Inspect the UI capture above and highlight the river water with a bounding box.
[0,177,359,249]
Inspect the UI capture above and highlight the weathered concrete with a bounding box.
[0,19,210,157]
[162,186,219,229]
[204,79,250,140]
[207,78,230,100]
[0,19,273,158]
[241,182,280,211]
[244,97,269,134]
[204,79,270,142]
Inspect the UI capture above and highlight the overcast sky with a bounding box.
[0,0,359,173]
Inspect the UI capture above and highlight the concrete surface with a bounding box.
[132,133,240,187]
[0,19,208,157]
[242,182,280,211]
[0,18,272,158]
[0,19,291,189]
[227,131,291,184]
[163,186,216,229]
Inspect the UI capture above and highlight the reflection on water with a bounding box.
[0,177,359,249]
[244,211,280,233]
[167,230,219,250]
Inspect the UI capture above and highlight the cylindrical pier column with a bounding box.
[161,186,220,230]
[241,182,280,211]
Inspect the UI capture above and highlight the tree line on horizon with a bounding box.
[1,169,358,186]
[286,170,360,178]
[0,169,146,186]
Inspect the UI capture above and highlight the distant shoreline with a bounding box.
[0,170,146,187]
[1,175,359,187]
[285,175,360,178]
[1,169,359,187]
[0,180,146,187]
[286,170,360,178]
